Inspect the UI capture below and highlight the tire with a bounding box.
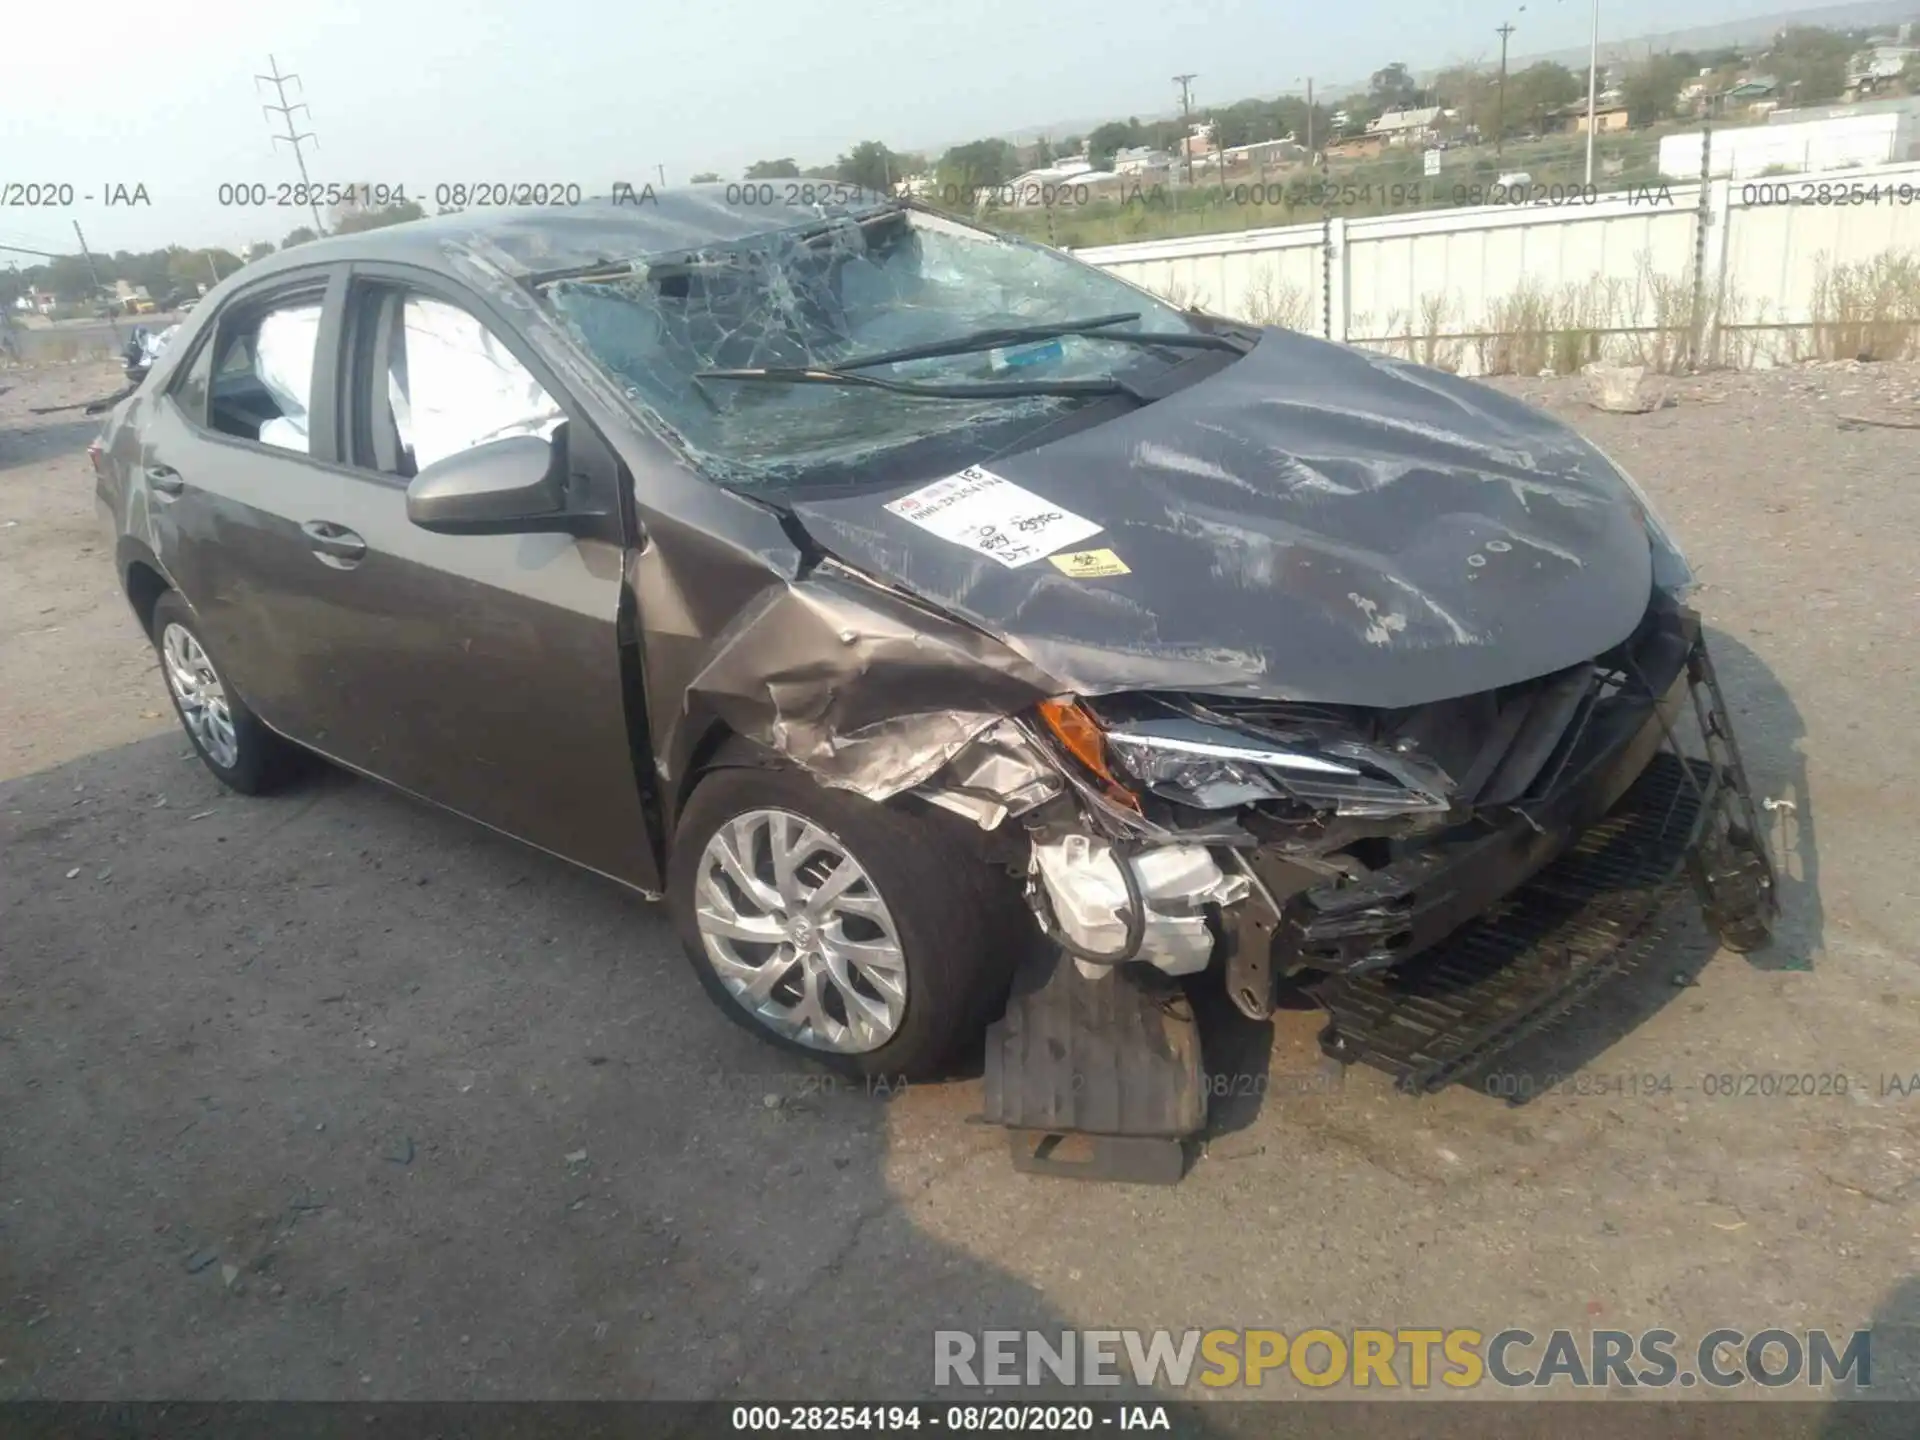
[149,590,304,795]
[667,764,1034,1080]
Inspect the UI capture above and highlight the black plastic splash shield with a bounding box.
[983,950,1206,1183]
[1314,750,1718,1094]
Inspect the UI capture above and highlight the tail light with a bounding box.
[87,439,105,477]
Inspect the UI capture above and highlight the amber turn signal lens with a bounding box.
[1036,698,1141,812]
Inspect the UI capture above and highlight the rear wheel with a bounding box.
[667,765,1033,1080]
[150,590,304,795]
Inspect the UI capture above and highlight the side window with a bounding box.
[204,297,325,452]
[380,295,564,477]
[169,333,215,426]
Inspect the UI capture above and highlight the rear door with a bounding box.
[285,264,657,890]
[141,266,358,745]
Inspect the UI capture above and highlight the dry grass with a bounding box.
[1241,271,1313,331]
[1120,243,1920,375]
[1803,252,1920,363]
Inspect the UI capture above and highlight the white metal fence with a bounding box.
[1075,158,1920,374]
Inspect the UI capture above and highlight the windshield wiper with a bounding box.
[828,313,1245,370]
[693,364,1151,405]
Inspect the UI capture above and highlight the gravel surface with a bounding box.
[2,357,1917,1407]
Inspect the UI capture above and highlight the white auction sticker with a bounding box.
[883,465,1102,568]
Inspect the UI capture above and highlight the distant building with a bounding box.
[1366,106,1442,145]
[1325,132,1387,160]
[1112,145,1173,174]
[1718,76,1778,115]
[1660,109,1920,179]
[1848,44,1916,97]
[1219,138,1307,170]
[1554,100,1631,135]
[1769,95,1920,126]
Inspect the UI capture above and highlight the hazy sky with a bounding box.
[3,0,1849,255]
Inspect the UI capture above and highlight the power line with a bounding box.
[256,55,326,237]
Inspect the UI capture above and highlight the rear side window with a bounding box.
[203,298,325,452]
[171,335,214,424]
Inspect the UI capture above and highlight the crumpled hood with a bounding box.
[786,327,1656,709]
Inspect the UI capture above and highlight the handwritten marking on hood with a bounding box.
[1348,592,1409,647]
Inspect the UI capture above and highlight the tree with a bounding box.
[166,248,242,294]
[1767,26,1854,106]
[1085,119,1140,172]
[1205,98,1269,151]
[832,140,905,191]
[936,137,1020,193]
[1621,53,1693,125]
[689,171,722,183]
[744,157,801,179]
[44,254,98,303]
[1336,95,1381,137]
[281,226,318,248]
[244,241,276,264]
[1369,61,1421,112]
[1500,60,1581,137]
[1433,63,1495,132]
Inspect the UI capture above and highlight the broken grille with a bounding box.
[1313,750,1716,1093]
[1206,598,1689,812]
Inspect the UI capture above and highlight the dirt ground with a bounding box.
[3,356,1918,1411]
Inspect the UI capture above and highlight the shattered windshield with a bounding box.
[539,205,1198,486]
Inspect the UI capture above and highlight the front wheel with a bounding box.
[666,765,1033,1080]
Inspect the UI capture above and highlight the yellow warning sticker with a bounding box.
[1049,548,1131,578]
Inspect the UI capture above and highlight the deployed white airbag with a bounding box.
[253,303,323,452]
[395,298,564,471]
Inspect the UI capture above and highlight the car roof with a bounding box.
[243,182,898,282]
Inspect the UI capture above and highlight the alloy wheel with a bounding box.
[160,622,240,770]
[692,808,908,1054]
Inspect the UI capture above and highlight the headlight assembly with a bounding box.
[1038,702,1452,817]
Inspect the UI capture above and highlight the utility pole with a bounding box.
[1495,22,1517,159]
[1174,73,1198,186]
[1584,0,1601,185]
[72,221,120,345]
[1305,77,1315,159]
[257,55,326,237]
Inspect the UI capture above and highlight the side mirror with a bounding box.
[405,434,576,536]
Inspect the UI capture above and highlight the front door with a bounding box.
[278,270,657,889]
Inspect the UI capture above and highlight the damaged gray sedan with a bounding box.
[93,188,1777,1142]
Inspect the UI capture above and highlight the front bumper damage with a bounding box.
[914,598,1778,1182]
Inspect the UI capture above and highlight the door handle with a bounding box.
[146,465,184,496]
[301,520,368,566]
